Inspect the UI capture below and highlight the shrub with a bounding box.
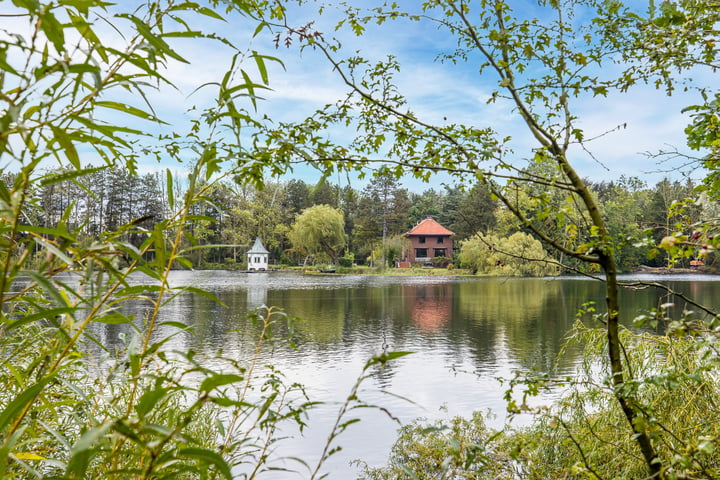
[431,256,452,268]
[363,320,720,480]
[459,232,558,276]
[356,411,516,480]
[339,254,354,268]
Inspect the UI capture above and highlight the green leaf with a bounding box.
[71,114,143,144]
[0,46,19,76]
[178,448,232,480]
[115,284,163,297]
[174,256,194,270]
[111,420,142,443]
[94,100,165,123]
[199,374,244,393]
[66,423,113,478]
[94,313,132,325]
[33,236,75,266]
[135,387,168,418]
[38,8,65,54]
[253,21,269,38]
[252,50,276,85]
[158,321,192,330]
[67,11,107,63]
[166,168,174,210]
[0,427,28,478]
[51,126,80,168]
[257,392,278,422]
[25,271,71,306]
[70,422,113,456]
[37,165,105,187]
[6,307,76,330]
[194,6,226,21]
[143,423,173,437]
[121,14,189,64]
[372,351,413,366]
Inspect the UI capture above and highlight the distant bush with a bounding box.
[459,232,558,276]
[431,256,452,268]
[339,255,354,267]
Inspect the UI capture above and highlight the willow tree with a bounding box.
[249,0,718,477]
[459,231,557,276]
[288,204,347,264]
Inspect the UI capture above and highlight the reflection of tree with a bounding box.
[268,289,346,343]
[86,274,720,405]
[455,279,580,373]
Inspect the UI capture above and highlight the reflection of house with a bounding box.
[247,237,269,271]
[404,217,454,264]
[408,284,451,332]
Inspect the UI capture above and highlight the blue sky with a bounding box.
[164,0,709,191]
[5,1,707,192]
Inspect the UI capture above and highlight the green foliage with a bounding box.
[339,252,355,267]
[288,204,347,264]
[459,231,558,276]
[593,176,654,271]
[444,183,498,241]
[357,412,514,480]
[510,319,720,479]
[0,307,316,479]
[0,148,317,477]
[367,234,408,268]
[430,256,451,268]
[365,319,720,480]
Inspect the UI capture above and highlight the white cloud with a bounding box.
[9,1,706,190]
[568,84,703,182]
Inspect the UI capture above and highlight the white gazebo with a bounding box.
[247,237,270,271]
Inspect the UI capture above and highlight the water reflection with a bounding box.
[83,272,720,477]
[407,283,451,332]
[246,273,269,310]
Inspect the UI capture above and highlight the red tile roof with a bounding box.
[406,217,454,236]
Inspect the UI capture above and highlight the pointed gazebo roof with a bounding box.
[405,217,454,236]
[247,237,269,255]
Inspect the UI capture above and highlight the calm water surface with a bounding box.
[91,272,720,478]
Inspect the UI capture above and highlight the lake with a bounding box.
[89,271,720,478]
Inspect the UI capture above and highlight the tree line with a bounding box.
[5,166,707,273]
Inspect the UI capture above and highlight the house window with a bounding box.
[419,236,426,244]
[437,236,444,244]
[415,248,428,258]
[434,248,446,257]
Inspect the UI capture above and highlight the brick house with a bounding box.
[404,217,454,264]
